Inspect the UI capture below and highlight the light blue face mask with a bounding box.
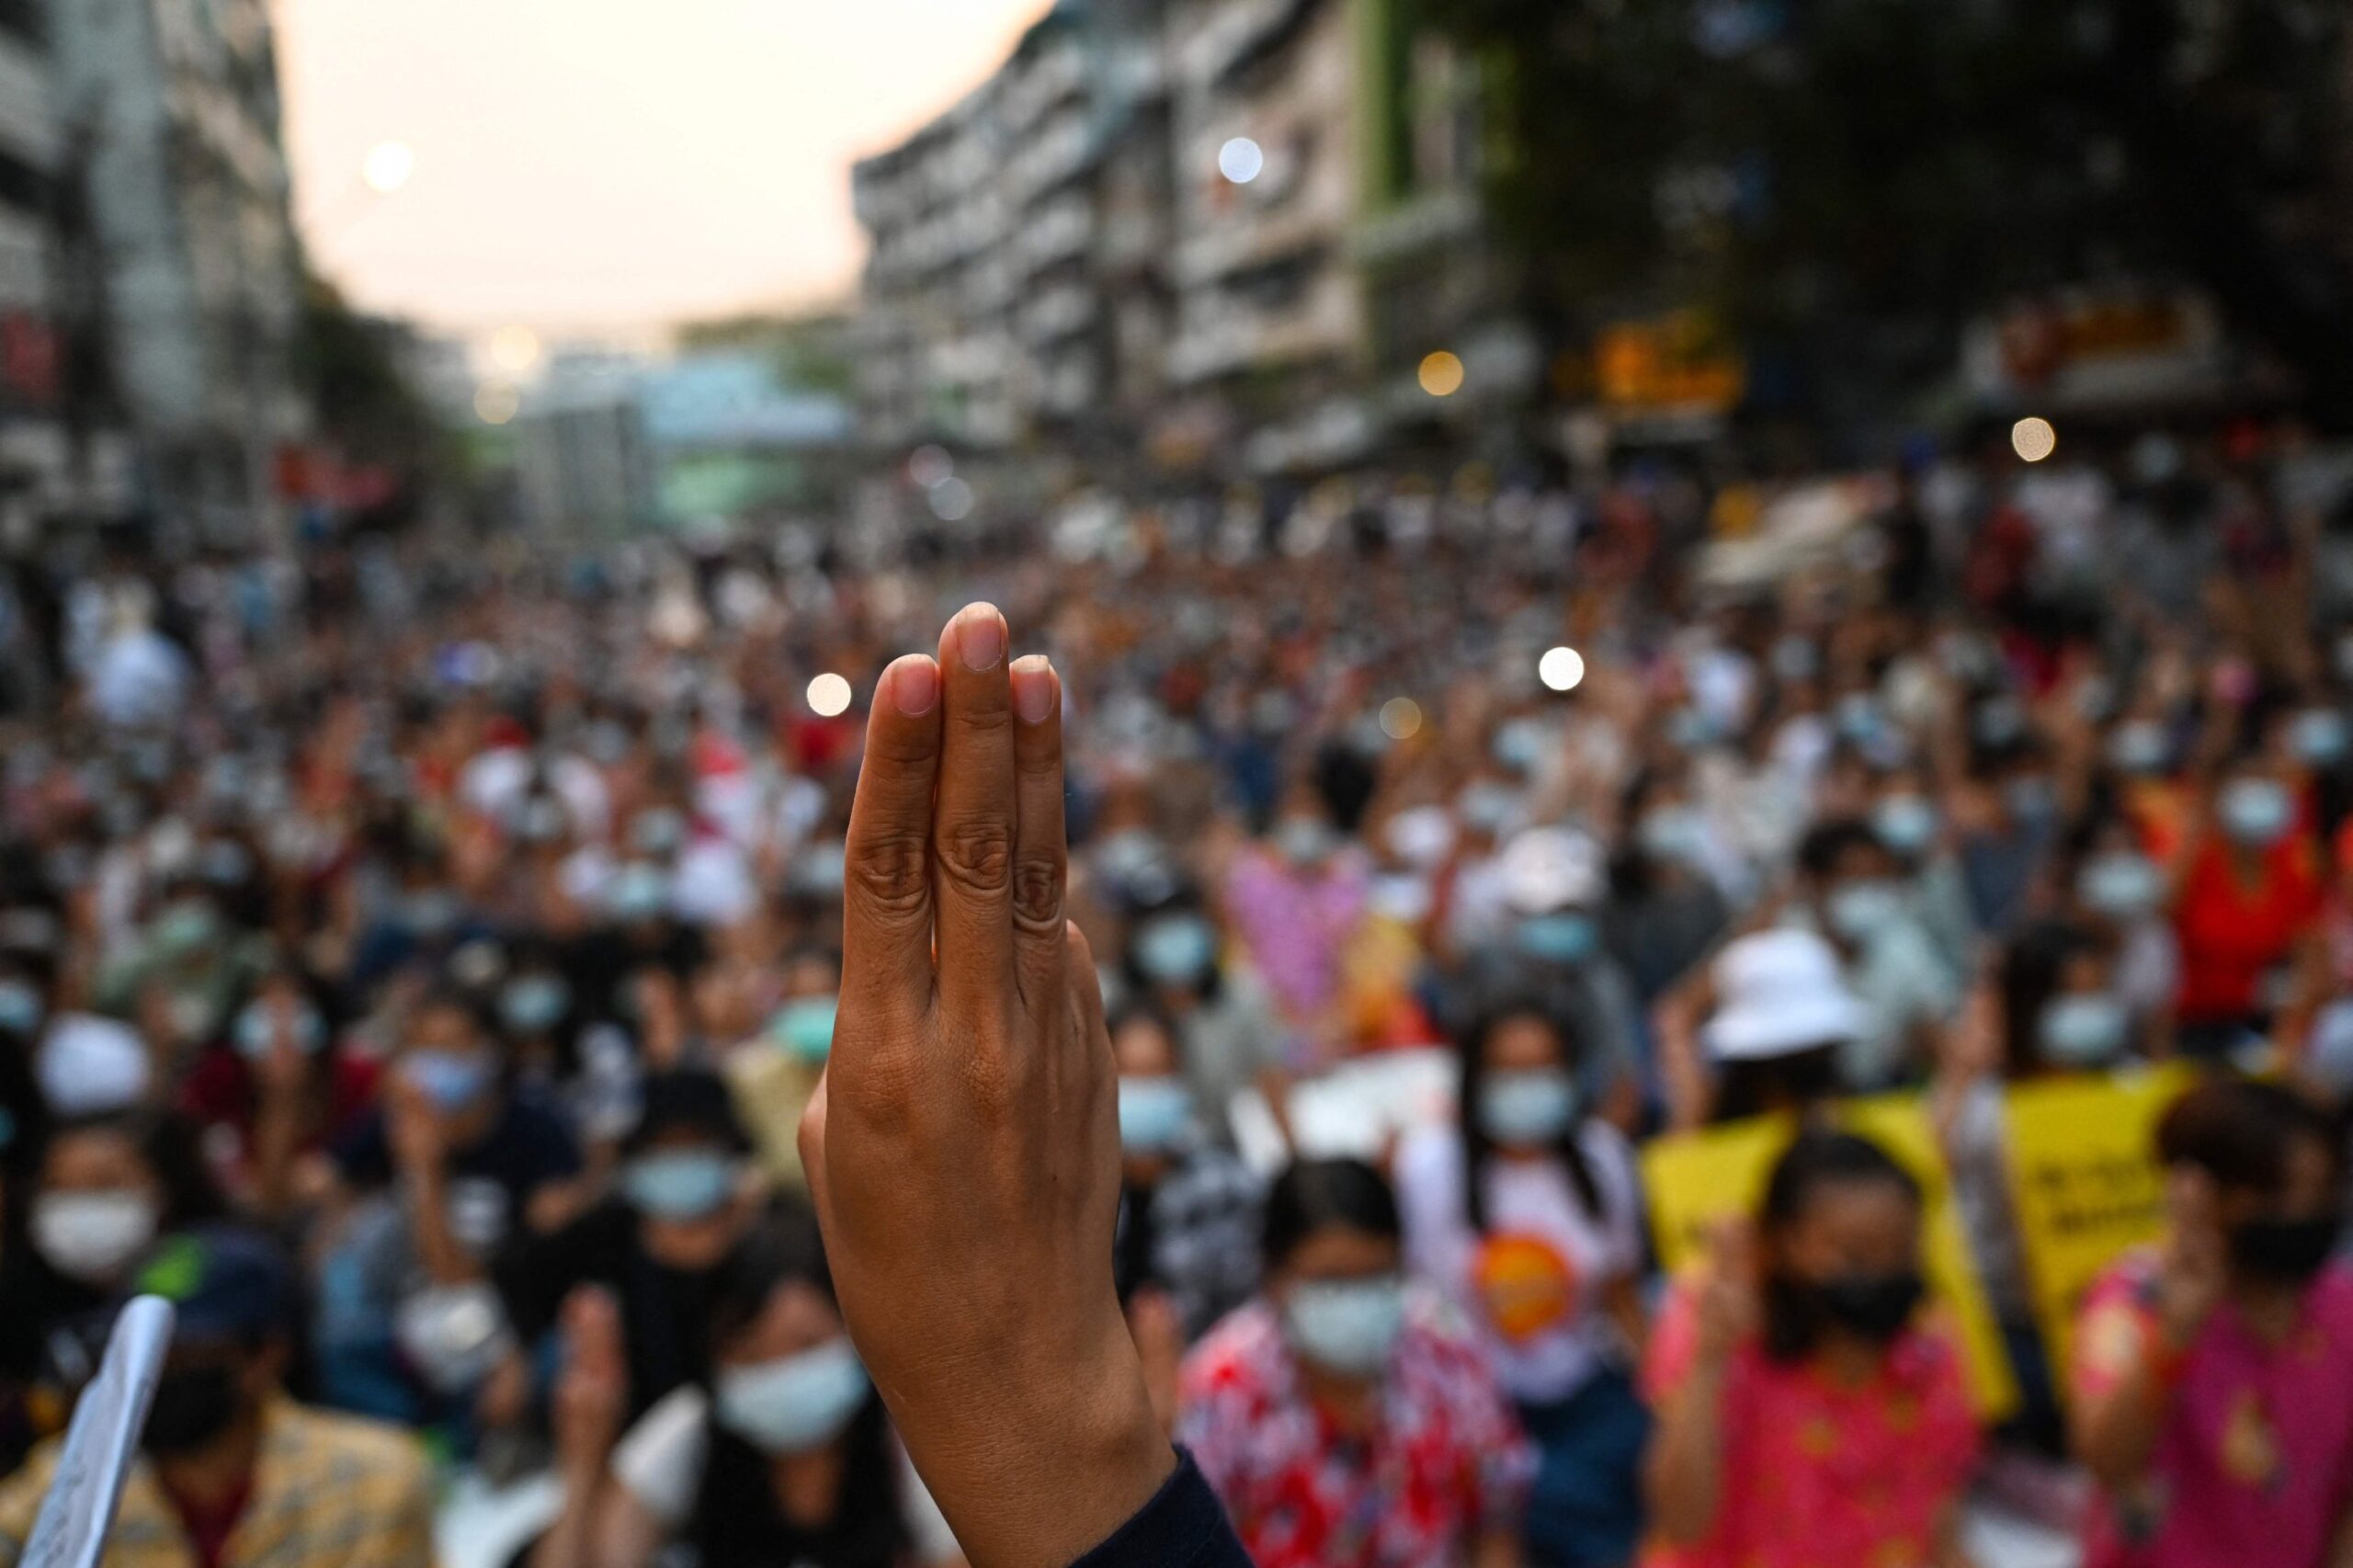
[1272,819,1337,868]
[405,1050,494,1113]
[1456,784,1523,835]
[0,979,42,1036]
[499,974,572,1036]
[1872,796,1939,857]
[2291,710,2350,768]
[1476,1068,1578,1147]
[716,1339,871,1455]
[404,890,464,939]
[2078,852,2163,920]
[1132,915,1217,986]
[621,1149,736,1221]
[1493,719,1549,773]
[1117,1076,1193,1154]
[151,900,222,958]
[631,808,687,857]
[609,864,671,922]
[1283,1276,1407,1378]
[770,997,838,1063]
[2038,994,2129,1067]
[1516,913,1597,964]
[1637,807,1710,868]
[2107,721,2171,777]
[1825,880,1905,943]
[2219,778,2293,847]
[234,999,325,1060]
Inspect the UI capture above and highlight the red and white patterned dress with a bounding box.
[1176,1298,1535,1568]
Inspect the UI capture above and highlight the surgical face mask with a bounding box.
[1476,1068,1578,1147]
[2228,1214,2339,1287]
[2290,710,2350,769]
[2219,778,2293,847]
[1492,719,1549,773]
[631,808,687,857]
[1117,1076,1193,1154]
[142,1363,244,1457]
[1665,707,1719,752]
[1825,881,1904,944]
[608,863,671,922]
[1132,915,1216,986]
[405,1050,494,1113]
[1515,912,1597,964]
[2038,994,2129,1067]
[0,978,43,1036]
[2002,775,2056,826]
[1456,783,1523,835]
[769,997,837,1063]
[199,840,252,887]
[404,890,463,939]
[621,1149,736,1221]
[1369,872,1433,924]
[716,1339,871,1455]
[396,1281,512,1394]
[1771,636,1819,683]
[499,974,572,1037]
[1272,818,1337,869]
[1834,694,1886,746]
[517,798,568,845]
[1976,699,2029,749]
[1871,796,1938,857]
[2108,721,2171,777]
[2079,852,2164,920]
[234,999,324,1060]
[1637,807,1711,869]
[151,899,222,957]
[1283,1276,1407,1378]
[31,1190,159,1285]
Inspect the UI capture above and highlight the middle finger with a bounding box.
[933,603,1017,1015]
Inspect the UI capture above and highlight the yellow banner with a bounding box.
[2002,1066,2191,1381]
[1643,1098,2018,1418]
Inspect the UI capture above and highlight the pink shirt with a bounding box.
[1638,1277,1980,1568]
[2074,1254,2353,1568]
[1223,848,1368,1040]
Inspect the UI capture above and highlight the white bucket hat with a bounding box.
[1702,928,1869,1062]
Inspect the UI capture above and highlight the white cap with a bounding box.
[1702,928,1869,1062]
[37,1014,153,1117]
[1500,826,1605,915]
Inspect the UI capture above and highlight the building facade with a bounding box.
[45,0,308,538]
[0,0,62,530]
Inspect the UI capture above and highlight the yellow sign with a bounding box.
[2002,1066,2191,1381]
[1643,1098,2018,1417]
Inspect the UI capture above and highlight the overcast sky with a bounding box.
[272,0,1051,339]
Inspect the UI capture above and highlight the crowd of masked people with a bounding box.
[1,420,2352,1568]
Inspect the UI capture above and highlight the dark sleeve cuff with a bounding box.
[1066,1449,1250,1568]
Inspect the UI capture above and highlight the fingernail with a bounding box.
[957,606,1005,671]
[892,658,938,716]
[1012,656,1056,723]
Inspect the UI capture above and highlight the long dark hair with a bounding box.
[1756,1130,1922,1362]
[1262,1158,1400,1272]
[692,1207,906,1568]
[1455,1001,1603,1232]
[1998,919,2100,1077]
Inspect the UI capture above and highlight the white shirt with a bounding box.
[1394,1120,1644,1405]
[610,1385,961,1565]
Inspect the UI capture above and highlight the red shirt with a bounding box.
[165,1475,253,1568]
[2174,836,2322,1022]
[177,1050,383,1200]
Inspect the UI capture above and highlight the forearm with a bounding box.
[1644,1359,1729,1545]
[249,1103,305,1219]
[1471,1527,1522,1568]
[2075,1365,2172,1490]
[531,1454,611,1568]
[404,1168,480,1283]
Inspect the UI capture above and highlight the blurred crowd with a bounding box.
[3,420,2353,1568]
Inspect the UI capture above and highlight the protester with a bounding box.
[1176,1158,1534,1568]
[0,1226,435,1568]
[532,1209,959,1568]
[1642,1130,1979,1568]
[1398,1002,1650,1568]
[2072,1077,2353,1568]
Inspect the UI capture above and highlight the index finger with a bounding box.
[839,655,943,1013]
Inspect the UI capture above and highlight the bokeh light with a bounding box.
[1218,137,1265,185]
[907,444,954,489]
[927,477,974,522]
[1539,646,1586,692]
[1418,351,1466,398]
[1380,698,1424,741]
[2011,416,2057,463]
[489,325,542,375]
[473,383,519,426]
[361,140,416,195]
[806,674,853,718]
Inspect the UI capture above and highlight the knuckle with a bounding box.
[1011,851,1064,932]
[938,817,1015,896]
[847,832,930,919]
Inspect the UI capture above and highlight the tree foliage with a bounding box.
[1426,0,2353,415]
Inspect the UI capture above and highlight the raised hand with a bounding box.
[2155,1168,2228,1348]
[1696,1219,1762,1366]
[800,604,1171,1568]
[550,1287,627,1478]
